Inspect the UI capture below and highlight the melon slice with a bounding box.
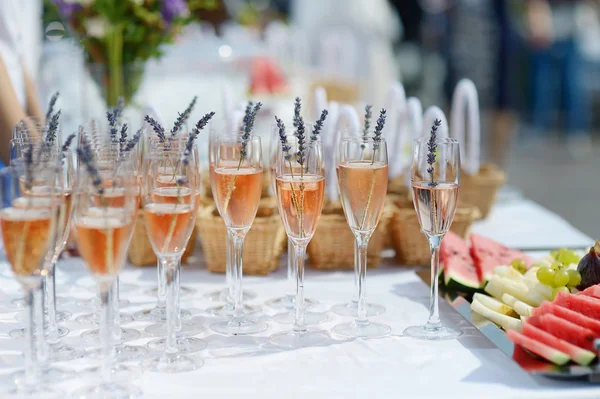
[528,314,595,351]
[441,231,481,290]
[507,329,570,366]
[554,291,600,320]
[579,285,600,300]
[473,293,517,317]
[470,234,535,283]
[485,276,544,306]
[502,294,533,317]
[522,323,596,366]
[532,301,600,337]
[471,299,522,331]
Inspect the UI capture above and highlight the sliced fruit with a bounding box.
[513,301,534,318]
[522,323,596,366]
[471,299,522,331]
[502,293,517,307]
[522,279,554,301]
[532,301,600,337]
[528,314,595,351]
[507,329,570,366]
[579,284,600,299]
[554,290,600,320]
[486,276,544,307]
[441,231,481,291]
[494,265,526,283]
[473,293,517,317]
[470,234,534,283]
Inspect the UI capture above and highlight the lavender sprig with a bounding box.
[77,136,103,194]
[275,117,292,162]
[45,92,59,122]
[372,109,386,151]
[171,96,198,137]
[311,110,328,143]
[189,111,216,141]
[240,102,254,133]
[60,133,76,159]
[239,102,262,163]
[107,109,118,142]
[119,123,128,152]
[115,97,125,119]
[293,97,301,130]
[23,144,34,190]
[144,115,166,143]
[295,115,306,169]
[363,105,373,138]
[45,110,61,145]
[123,128,142,152]
[427,119,441,187]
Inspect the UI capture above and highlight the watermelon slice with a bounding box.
[470,234,534,283]
[532,301,600,337]
[507,329,570,366]
[441,232,480,290]
[579,285,600,300]
[554,291,600,320]
[527,314,595,351]
[522,323,596,366]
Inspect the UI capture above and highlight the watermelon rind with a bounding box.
[507,330,570,366]
[522,323,596,366]
[529,314,596,351]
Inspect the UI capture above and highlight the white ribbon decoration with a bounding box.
[383,82,407,180]
[450,78,480,175]
[313,86,328,121]
[403,97,424,187]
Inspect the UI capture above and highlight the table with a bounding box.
[0,201,597,398]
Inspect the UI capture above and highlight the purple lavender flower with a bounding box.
[161,0,189,24]
[52,0,82,19]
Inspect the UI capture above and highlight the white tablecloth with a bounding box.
[0,256,599,399]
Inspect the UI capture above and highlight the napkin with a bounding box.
[450,78,480,176]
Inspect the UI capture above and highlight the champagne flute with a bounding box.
[332,137,391,338]
[205,120,260,308]
[210,135,268,335]
[268,131,329,347]
[0,162,61,396]
[141,149,205,372]
[72,141,140,397]
[403,135,463,340]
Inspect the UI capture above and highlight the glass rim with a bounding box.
[340,136,387,143]
[414,137,458,145]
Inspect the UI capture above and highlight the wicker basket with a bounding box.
[390,199,481,266]
[388,175,409,197]
[196,198,286,275]
[459,163,505,218]
[307,205,393,270]
[128,213,198,267]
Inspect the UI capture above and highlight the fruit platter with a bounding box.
[439,233,600,381]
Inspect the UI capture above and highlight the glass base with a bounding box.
[48,344,86,362]
[13,366,74,385]
[268,330,330,348]
[7,385,62,398]
[265,295,318,310]
[88,345,149,363]
[14,310,71,324]
[403,324,463,341]
[147,337,208,354]
[210,319,268,336]
[144,322,203,338]
[333,320,391,338]
[272,311,328,325]
[9,326,68,340]
[205,303,261,317]
[77,297,130,309]
[83,364,142,383]
[75,312,134,326]
[80,328,141,344]
[133,306,191,323]
[331,301,386,317]
[72,382,141,399]
[145,285,196,298]
[142,352,203,373]
[204,288,257,302]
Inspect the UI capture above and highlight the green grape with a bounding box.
[554,270,570,287]
[557,250,580,266]
[537,267,556,286]
[553,286,570,299]
[567,269,582,287]
[550,261,563,271]
[550,249,559,259]
[510,259,527,274]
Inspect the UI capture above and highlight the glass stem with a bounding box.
[225,232,233,299]
[292,241,308,334]
[355,232,371,325]
[286,239,295,299]
[110,279,122,342]
[163,257,179,355]
[229,228,248,322]
[99,286,113,384]
[157,259,166,309]
[352,239,359,303]
[24,290,37,387]
[427,235,442,328]
[35,284,48,368]
[45,264,59,345]
[174,258,182,331]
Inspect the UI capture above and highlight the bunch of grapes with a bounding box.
[536,249,582,297]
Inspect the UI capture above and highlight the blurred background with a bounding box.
[3,0,599,236]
